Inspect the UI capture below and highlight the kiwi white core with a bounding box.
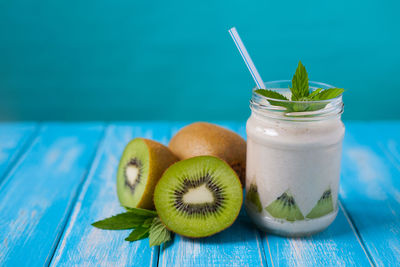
[126,165,140,187]
[182,184,214,204]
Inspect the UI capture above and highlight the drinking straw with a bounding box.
[228,27,266,89]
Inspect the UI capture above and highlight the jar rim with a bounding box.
[250,80,344,121]
[252,80,343,104]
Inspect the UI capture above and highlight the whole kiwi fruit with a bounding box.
[117,138,178,210]
[169,122,246,186]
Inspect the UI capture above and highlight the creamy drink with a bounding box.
[245,80,345,237]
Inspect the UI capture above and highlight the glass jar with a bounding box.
[245,80,345,237]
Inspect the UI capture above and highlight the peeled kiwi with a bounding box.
[246,184,262,213]
[117,138,178,210]
[306,189,334,219]
[154,156,243,238]
[169,122,246,186]
[265,191,304,221]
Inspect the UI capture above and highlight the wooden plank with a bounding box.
[51,122,171,267]
[0,123,104,267]
[159,218,267,267]
[159,122,267,267]
[235,121,373,266]
[0,123,37,181]
[340,121,400,266]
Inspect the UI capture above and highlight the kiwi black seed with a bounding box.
[154,156,243,238]
[117,138,178,210]
[124,158,143,193]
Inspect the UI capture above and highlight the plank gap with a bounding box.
[338,200,376,267]
[46,123,108,266]
[0,123,41,188]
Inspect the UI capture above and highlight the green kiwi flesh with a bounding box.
[265,191,304,221]
[117,138,177,210]
[154,156,243,238]
[306,189,334,219]
[117,139,149,208]
[246,184,262,212]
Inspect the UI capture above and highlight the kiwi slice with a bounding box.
[246,184,262,212]
[117,138,178,210]
[168,122,246,186]
[265,191,304,221]
[154,156,243,238]
[306,189,334,219]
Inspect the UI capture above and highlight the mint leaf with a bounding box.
[291,61,309,100]
[125,226,150,242]
[124,207,158,217]
[255,89,289,101]
[149,217,172,247]
[308,88,323,100]
[290,101,313,112]
[291,88,343,112]
[312,88,344,100]
[92,212,149,230]
[142,217,154,228]
[255,89,290,110]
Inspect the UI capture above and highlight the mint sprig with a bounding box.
[92,207,172,247]
[255,61,344,112]
[291,61,309,100]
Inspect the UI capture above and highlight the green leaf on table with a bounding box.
[92,212,149,230]
[124,206,158,217]
[125,226,151,242]
[291,61,309,100]
[149,217,172,247]
[142,217,154,228]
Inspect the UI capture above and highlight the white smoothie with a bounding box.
[245,87,345,236]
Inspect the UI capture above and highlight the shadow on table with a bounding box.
[181,218,262,245]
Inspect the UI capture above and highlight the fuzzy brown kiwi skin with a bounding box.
[134,138,178,210]
[154,160,243,238]
[168,122,246,187]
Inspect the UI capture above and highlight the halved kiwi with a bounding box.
[117,138,178,210]
[265,191,304,221]
[154,156,243,238]
[306,189,334,219]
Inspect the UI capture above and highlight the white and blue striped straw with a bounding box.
[228,27,266,89]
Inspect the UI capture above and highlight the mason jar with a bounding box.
[245,80,345,237]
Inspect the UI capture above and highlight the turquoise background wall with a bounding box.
[0,0,399,121]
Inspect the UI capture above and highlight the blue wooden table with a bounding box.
[0,121,399,266]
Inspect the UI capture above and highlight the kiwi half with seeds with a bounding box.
[265,191,304,221]
[306,189,334,219]
[154,156,243,238]
[246,184,262,213]
[117,138,178,210]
